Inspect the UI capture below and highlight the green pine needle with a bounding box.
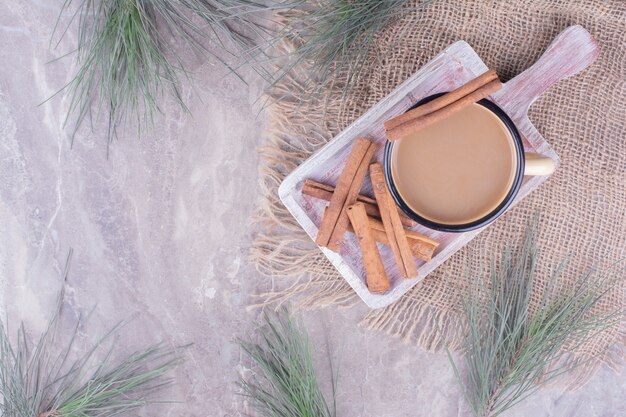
[238,308,336,417]
[52,0,269,148]
[265,0,434,98]
[0,251,184,417]
[446,219,624,417]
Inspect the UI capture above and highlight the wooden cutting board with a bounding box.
[278,25,599,309]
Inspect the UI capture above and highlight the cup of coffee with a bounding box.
[383,93,555,232]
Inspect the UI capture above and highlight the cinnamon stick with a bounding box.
[302,179,416,228]
[384,69,498,130]
[346,203,390,294]
[370,163,418,278]
[386,78,503,141]
[315,137,374,247]
[346,220,436,262]
[320,196,438,262]
[327,140,377,252]
[366,213,438,262]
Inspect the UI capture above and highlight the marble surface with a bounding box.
[0,2,623,416]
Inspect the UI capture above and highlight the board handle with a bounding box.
[494,25,599,118]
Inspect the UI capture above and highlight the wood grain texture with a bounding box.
[279,25,598,309]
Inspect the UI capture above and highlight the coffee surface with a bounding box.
[391,103,517,225]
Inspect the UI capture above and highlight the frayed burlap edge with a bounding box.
[249,39,361,311]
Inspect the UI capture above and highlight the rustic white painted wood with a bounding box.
[278,26,599,309]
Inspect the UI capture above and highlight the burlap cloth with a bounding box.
[251,0,625,381]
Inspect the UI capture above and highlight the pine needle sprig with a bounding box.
[0,252,184,417]
[52,0,270,148]
[265,0,434,99]
[238,308,336,417]
[447,220,624,417]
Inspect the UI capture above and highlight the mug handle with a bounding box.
[524,153,556,176]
